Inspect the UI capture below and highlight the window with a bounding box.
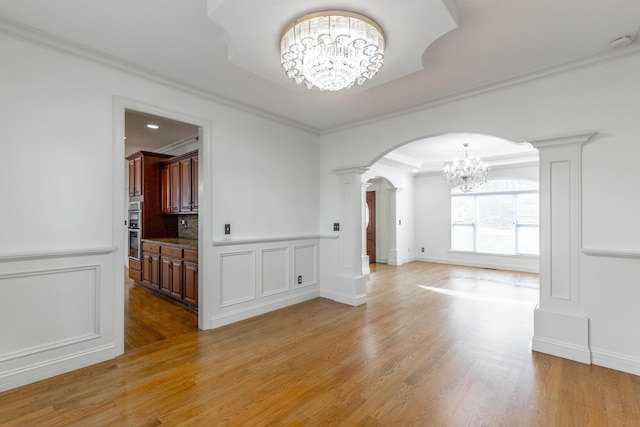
[451,180,539,255]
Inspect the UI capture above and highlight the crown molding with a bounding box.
[322,46,640,135]
[0,17,320,135]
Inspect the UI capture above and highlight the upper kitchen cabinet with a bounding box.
[180,156,198,212]
[162,150,198,214]
[126,151,173,200]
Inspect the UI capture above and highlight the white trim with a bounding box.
[0,247,115,262]
[0,344,115,393]
[209,290,319,329]
[320,289,367,306]
[417,257,540,274]
[214,235,321,246]
[591,348,640,377]
[0,17,318,135]
[531,337,591,364]
[582,248,640,259]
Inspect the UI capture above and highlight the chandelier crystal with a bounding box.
[280,11,385,91]
[443,143,490,192]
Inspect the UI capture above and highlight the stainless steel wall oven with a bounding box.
[128,202,142,260]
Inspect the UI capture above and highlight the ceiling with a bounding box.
[1,0,639,167]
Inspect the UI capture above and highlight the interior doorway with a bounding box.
[366,191,376,263]
[123,108,202,351]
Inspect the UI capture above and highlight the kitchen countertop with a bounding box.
[141,238,198,250]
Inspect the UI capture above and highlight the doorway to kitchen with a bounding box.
[122,107,203,352]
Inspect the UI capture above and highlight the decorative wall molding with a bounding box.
[293,244,317,288]
[582,248,640,259]
[0,265,102,361]
[0,17,319,135]
[219,250,256,307]
[214,235,323,246]
[260,247,290,297]
[0,247,115,262]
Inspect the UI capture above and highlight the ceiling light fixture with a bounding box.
[280,11,385,91]
[443,143,490,192]
[146,124,159,129]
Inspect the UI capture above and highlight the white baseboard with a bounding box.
[531,336,591,364]
[416,256,539,273]
[208,290,319,329]
[320,289,367,306]
[0,344,116,393]
[591,348,640,376]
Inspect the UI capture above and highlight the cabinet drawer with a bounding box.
[161,246,183,258]
[183,249,198,262]
[142,243,160,254]
[128,258,142,271]
[129,268,142,282]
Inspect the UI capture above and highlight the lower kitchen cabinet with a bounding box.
[138,242,198,309]
[142,244,161,290]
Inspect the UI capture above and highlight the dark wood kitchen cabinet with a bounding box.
[182,250,198,308]
[128,156,142,197]
[136,241,198,309]
[161,150,198,214]
[126,151,176,238]
[180,156,198,212]
[141,242,161,291]
[161,162,180,214]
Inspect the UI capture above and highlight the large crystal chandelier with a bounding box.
[443,143,490,192]
[280,11,385,91]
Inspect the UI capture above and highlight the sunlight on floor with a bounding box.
[417,285,537,306]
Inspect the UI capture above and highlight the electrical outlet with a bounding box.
[333,223,340,231]
[398,219,402,225]
[224,224,231,235]
[421,247,425,252]
[297,275,302,284]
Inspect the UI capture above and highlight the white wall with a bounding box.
[0,31,319,391]
[414,163,540,272]
[319,52,640,375]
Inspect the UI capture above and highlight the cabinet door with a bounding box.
[169,162,180,213]
[133,157,142,196]
[183,261,198,308]
[142,251,152,283]
[161,165,171,214]
[128,160,136,197]
[170,258,183,300]
[149,254,160,289]
[180,158,192,212]
[191,157,198,212]
[160,256,172,295]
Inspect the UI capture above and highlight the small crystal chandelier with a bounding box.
[280,11,385,91]
[443,143,490,192]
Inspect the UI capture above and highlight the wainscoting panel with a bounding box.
[0,266,100,361]
[261,247,289,297]
[0,248,116,392]
[294,244,317,288]
[219,250,256,307]
[212,237,320,328]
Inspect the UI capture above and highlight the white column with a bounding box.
[387,188,400,266]
[331,167,368,306]
[530,133,595,364]
[362,182,371,275]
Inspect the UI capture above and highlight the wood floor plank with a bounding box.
[1,262,639,426]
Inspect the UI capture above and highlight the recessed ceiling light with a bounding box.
[610,35,634,48]
[147,124,159,129]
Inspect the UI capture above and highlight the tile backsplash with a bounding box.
[178,215,198,240]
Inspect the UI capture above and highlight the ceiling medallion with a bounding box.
[444,143,490,192]
[280,11,385,91]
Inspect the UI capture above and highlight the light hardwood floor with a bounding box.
[2,262,640,426]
